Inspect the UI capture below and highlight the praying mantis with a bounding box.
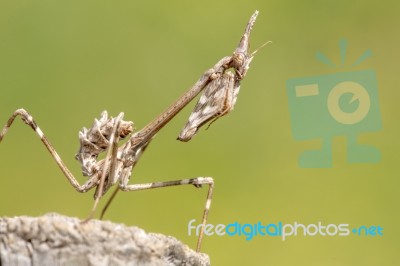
[0,10,267,252]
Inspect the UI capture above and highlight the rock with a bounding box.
[0,213,210,266]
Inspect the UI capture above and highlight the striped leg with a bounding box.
[83,112,124,222]
[0,109,99,193]
[119,177,214,252]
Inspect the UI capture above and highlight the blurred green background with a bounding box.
[0,1,398,265]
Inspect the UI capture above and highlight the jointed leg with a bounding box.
[83,112,124,221]
[119,177,214,252]
[100,186,120,220]
[0,109,99,193]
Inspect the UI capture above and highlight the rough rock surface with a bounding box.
[0,213,210,266]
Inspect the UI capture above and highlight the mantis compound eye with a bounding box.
[0,10,262,253]
[233,53,245,66]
